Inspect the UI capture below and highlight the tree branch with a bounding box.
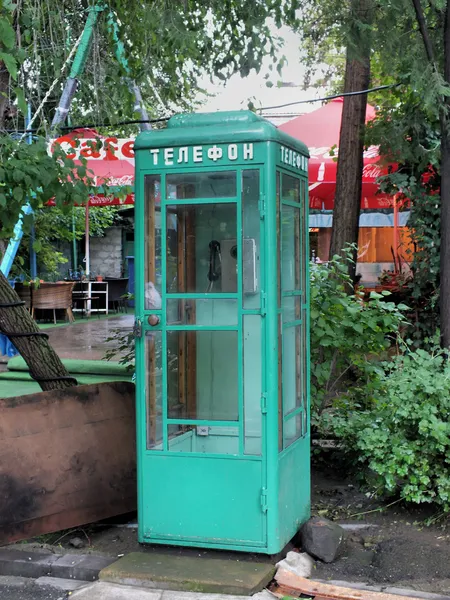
[411,0,436,65]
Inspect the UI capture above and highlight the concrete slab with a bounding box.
[161,592,251,600]
[99,552,276,596]
[70,581,163,599]
[35,576,88,591]
[70,581,255,600]
[0,548,115,581]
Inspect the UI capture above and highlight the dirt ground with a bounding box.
[9,466,450,595]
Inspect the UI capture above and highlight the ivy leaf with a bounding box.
[32,239,42,252]
[0,52,17,80]
[0,193,6,207]
[0,18,16,49]
[13,186,23,201]
[14,87,27,115]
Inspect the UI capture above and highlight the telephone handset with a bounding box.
[206,240,221,292]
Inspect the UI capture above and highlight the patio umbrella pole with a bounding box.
[85,202,91,316]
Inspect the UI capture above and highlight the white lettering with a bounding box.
[207,145,223,162]
[150,149,160,165]
[193,146,203,162]
[280,145,306,170]
[228,144,238,161]
[243,143,254,160]
[164,148,174,165]
[177,147,188,163]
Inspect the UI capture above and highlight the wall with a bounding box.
[89,227,123,278]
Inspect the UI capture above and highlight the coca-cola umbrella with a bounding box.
[50,129,136,276]
[278,98,394,211]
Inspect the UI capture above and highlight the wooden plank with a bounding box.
[0,382,136,544]
[275,570,420,600]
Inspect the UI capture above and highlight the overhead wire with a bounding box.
[7,82,401,136]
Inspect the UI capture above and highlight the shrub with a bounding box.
[310,253,407,421]
[324,345,450,510]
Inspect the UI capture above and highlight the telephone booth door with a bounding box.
[137,167,268,551]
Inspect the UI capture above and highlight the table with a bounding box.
[72,281,109,315]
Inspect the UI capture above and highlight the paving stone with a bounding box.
[53,553,115,581]
[316,579,383,592]
[70,581,163,599]
[0,575,29,587]
[0,548,115,581]
[99,552,276,596]
[35,577,88,591]
[161,592,251,600]
[384,587,450,600]
[251,591,277,599]
[0,549,59,578]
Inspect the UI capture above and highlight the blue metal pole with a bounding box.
[27,105,37,278]
[0,105,35,278]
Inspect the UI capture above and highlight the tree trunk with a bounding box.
[0,271,76,391]
[440,0,450,348]
[329,0,372,282]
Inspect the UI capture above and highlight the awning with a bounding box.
[309,211,410,228]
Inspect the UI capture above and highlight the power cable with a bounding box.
[6,82,401,135]
[259,83,401,111]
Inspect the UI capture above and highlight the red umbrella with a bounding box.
[278,98,394,210]
[49,129,136,276]
[49,128,135,206]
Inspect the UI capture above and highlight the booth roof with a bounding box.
[134,110,309,157]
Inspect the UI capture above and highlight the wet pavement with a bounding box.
[45,314,134,361]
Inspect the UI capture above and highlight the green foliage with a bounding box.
[104,326,135,371]
[1,0,302,133]
[324,344,450,510]
[0,135,99,238]
[367,88,441,345]
[310,252,408,420]
[11,205,122,279]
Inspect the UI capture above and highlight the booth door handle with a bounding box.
[148,315,160,326]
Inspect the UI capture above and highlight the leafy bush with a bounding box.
[310,253,408,420]
[324,345,450,510]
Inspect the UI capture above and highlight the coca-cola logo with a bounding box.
[362,165,382,178]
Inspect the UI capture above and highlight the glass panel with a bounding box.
[282,295,301,323]
[282,173,300,203]
[167,171,237,199]
[167,425,239,455]
[282,326,302,417]
[242,170,260,307]
[167,299,238,325]
[166,330,238,421]
[281,204,301,292]
[144,175,162,310]
[146,331,162,449]
[166,204,237,294]
[284,413,303,448]
[243,315,262,455]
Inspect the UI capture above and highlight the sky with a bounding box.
[197,25,327,123]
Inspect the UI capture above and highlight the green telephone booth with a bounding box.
[133,111,310,554]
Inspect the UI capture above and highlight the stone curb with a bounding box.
[0,548,115,582]
[316,579,450,600]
